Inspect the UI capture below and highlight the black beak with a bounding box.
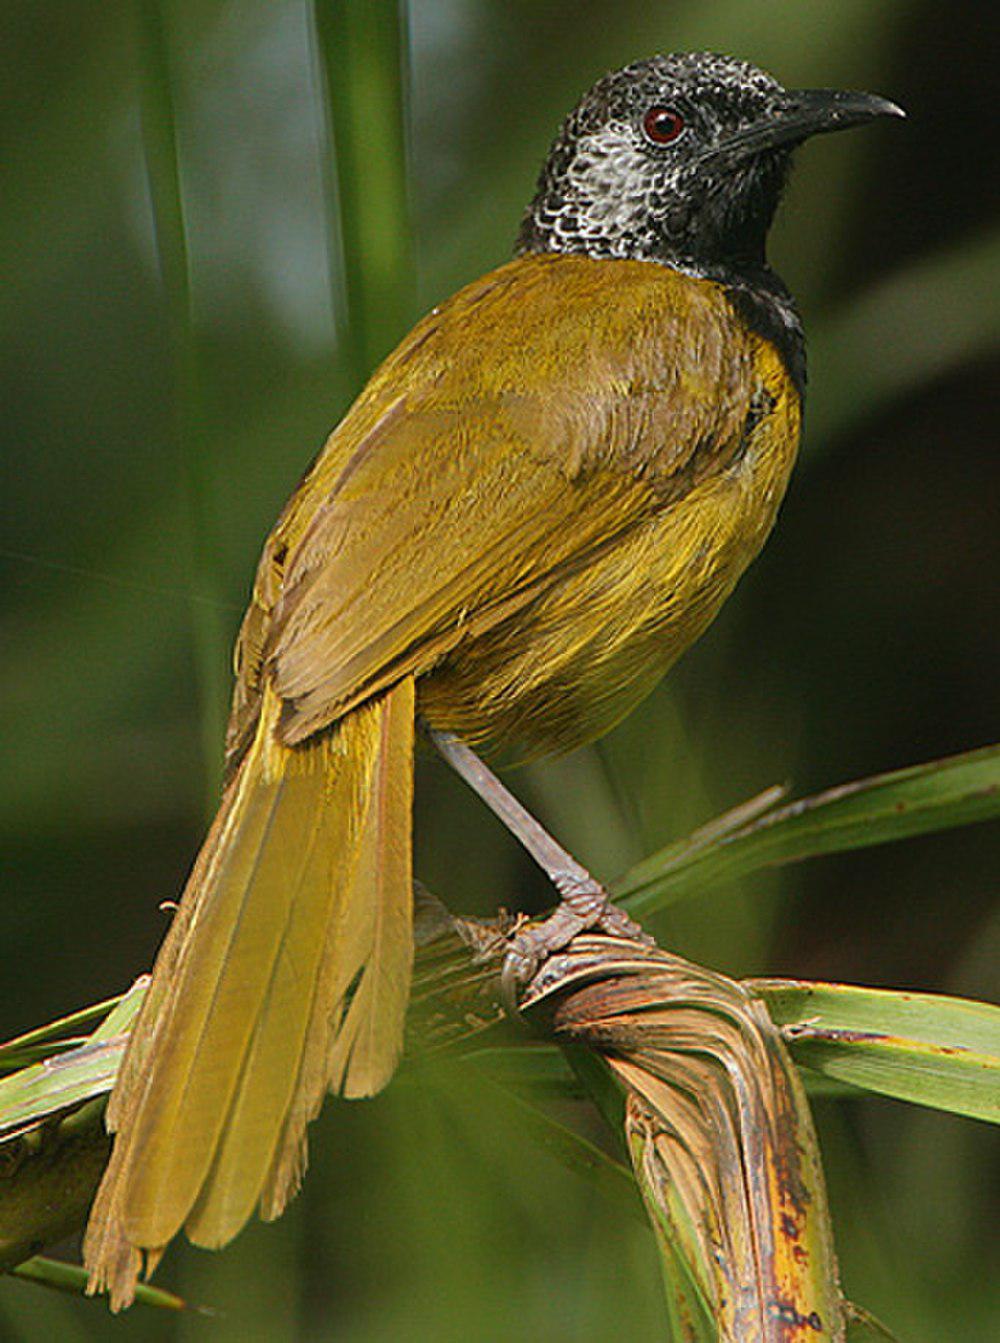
[707,89,905,165]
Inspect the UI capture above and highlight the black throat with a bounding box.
[713,262,806,399]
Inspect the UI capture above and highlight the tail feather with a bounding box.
[259,674,415,1216]
[183,759,355,1247]
[331,674,415,1097]
[120,756,317,1246]
[84,676,416,1308]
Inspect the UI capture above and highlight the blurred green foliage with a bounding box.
[1,1,997,1338]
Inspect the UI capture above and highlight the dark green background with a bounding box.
[2,2,997,1338]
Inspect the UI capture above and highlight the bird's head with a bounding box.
[518,52,903,275]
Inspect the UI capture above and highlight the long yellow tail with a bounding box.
[84,677,415,1308]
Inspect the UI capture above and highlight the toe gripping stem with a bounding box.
[500,872,653,1018]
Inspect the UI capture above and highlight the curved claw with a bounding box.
[595,901,656,946]
[500,951,533,1019]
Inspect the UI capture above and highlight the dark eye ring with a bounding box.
[642,106,685,145]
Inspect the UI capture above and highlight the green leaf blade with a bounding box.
[752,979,1000,1124]
[0,980,146,1141]
[10,1255,186,1310]
[619,742,1000,917]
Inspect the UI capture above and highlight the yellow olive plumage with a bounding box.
[84,51,902,1308]
[230,253,798,759]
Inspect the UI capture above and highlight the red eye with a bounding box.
[642,106,685,145]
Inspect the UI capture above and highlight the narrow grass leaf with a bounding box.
[0,982,147,1141]
[618,742,1000,917]
[9,1255,186,1310]
[0,994,127,1074]
[751,979,1000,1124]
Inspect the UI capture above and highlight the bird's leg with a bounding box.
[424,726,651,997]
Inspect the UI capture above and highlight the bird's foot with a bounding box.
[500,876,652,1015]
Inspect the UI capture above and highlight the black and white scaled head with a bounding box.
[517,51,902,276]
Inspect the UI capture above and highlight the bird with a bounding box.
[84,51,902,1307]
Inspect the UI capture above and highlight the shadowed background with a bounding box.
[2,1,997,1338]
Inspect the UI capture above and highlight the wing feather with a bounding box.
[231,253,754,753]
